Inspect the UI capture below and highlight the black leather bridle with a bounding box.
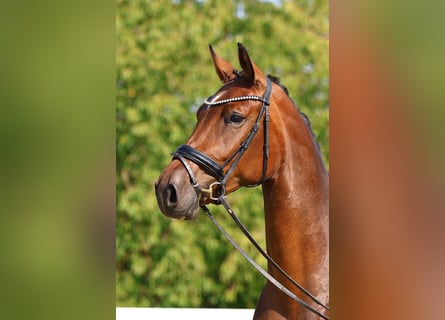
[173,78,272,202]
[171,77,330,319]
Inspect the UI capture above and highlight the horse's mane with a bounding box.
[266,75,321,152]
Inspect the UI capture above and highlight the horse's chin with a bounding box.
[167,201,200,220]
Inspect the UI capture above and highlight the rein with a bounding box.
[171,78,329,319]
[201,199,330,320]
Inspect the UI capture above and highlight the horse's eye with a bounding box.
[229,113,245,123]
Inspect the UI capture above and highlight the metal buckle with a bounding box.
[200,182,226,202]
[208,182,225,201]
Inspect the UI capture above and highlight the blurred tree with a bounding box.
[116,0,328,308]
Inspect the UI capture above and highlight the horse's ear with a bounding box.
[237,43,267,91]
[209,44,237,83]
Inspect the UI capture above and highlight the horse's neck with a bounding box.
[261,114,329,316]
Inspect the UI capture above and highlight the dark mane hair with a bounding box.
[266,75,320,151]
[266,74,289,96]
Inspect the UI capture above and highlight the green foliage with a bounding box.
[116,0,328,308]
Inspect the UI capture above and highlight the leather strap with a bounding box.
[174,144,224,181]
[201,202,329,320]
[219,196,330,311]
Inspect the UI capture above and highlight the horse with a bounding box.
[155,43,329,320]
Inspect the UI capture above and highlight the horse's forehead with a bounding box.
[197,79,261,117]
[208,81,254,103]
[217,77,254,93]
[196,91,223,115]
[205,91,226,105]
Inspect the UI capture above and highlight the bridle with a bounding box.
[173,78,272,202]
[171,77,330,319]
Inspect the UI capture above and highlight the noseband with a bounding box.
[172,77,272,202]
[170,77,330,319]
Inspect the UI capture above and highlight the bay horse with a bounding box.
[155,43,329,319]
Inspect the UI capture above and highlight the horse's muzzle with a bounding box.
[155,162,200,220]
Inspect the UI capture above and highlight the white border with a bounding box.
[116,307,255,320]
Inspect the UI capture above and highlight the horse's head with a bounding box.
[155,43,285,220]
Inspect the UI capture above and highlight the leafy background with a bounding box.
[116,0,328,308]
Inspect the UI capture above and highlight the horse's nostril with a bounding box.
[167,183,178,205]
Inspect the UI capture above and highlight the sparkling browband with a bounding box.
[204,95,267,106]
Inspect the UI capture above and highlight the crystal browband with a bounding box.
[204,95,267,106]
